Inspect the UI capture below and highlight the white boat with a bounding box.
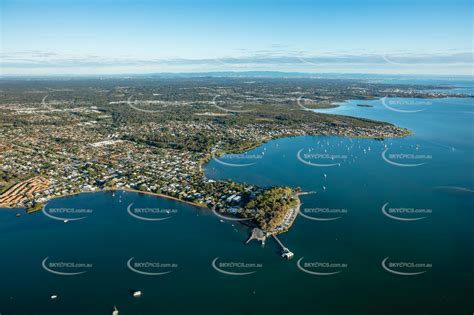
[50,294,58,300]
[133,290,142,298]
[112,306,119,315]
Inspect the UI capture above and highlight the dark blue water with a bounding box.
[1,192,281,315]
[1,96,473,315]
[205,97,474,315]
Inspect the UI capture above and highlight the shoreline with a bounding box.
[201,129,412,173]
[2,127,409,216]
[2,185,307,237]
[313,95,474,115]
[116,188,209,210]
[197,95,422,171]
[276,191,316,234]
[0,187,211,213]
[2,96,416,228]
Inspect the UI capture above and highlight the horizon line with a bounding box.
[1,71,473,79]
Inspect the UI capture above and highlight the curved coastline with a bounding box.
[2,123,411,220]
[9,95,471,233]
[1,97,416,234]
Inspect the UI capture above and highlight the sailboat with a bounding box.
[112,306,119,315]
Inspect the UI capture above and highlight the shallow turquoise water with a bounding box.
[1,97,473,315]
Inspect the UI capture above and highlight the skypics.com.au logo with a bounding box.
[42,257,93,276]
[42,205,93,222]
[297,257,348,276]
[127,203,178,221]
[297,149,347,167]
[212,152,264,168]
[299,206,348,221]
[381,257,432,276]
[127,257,178,276]
[382,203,432,221]
[380,97,432,114]
[211,257,263,276]
[211,204,253,222]
[381,148,432,167]
[211,95,255,114]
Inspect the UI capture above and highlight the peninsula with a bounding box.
[2,76,465,234]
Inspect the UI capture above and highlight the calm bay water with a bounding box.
[206,97,474,314]
[1,95,473,314]
[372,78,474,95]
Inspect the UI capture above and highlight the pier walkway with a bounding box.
[272,234,294,259]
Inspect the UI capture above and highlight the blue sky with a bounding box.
[1,0,472,75]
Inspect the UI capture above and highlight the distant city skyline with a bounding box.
[1,0,472,75]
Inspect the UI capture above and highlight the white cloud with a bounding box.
[1,50,472,75]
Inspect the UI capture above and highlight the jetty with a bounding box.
[272,234,294,259]
[297,191,317,196]
[245,228,294,259]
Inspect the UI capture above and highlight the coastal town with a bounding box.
[0,77,467,234]
[2,0,472,313]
